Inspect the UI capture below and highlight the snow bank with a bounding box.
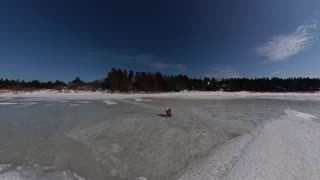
[179,109,320,180]
[0,164,88,180]
[0,164,11,172]
[1,90,320,101]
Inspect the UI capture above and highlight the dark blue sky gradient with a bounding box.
[1,0,320,81]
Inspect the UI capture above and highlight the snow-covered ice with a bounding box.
[1,91,320,180]
[102,100,118,105]
[0,102,19,105]
[76,101,92,104]
[0,164,88,180]
[13,102,38,108]
[179,109,320,180]
[136,177,148,180]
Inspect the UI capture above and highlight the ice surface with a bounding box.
[13,102,38,108]
[0,164,11,171]
[179,109,320,180]
[0,102,19,105]
[102,100,118,105]
[0,164,88,180]
[76,101,92,104]
[1,92,320,180]
[135,177,148,180]
[134,97,152,102]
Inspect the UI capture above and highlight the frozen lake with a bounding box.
[1,94,320,180]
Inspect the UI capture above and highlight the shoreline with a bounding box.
[1,89,320,100]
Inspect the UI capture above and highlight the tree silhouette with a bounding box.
[1,68,320,92]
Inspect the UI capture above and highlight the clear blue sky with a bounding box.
[1,0,320,82]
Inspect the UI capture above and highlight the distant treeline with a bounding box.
[1,68,320,92]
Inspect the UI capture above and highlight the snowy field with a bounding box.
[1,91,320,180]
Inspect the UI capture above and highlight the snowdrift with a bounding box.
[0,164,87,180]
[179,109,320,180]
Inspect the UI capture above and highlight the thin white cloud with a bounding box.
[256,22,318,62]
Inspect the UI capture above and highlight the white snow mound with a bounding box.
[179,109,320,180]
[0,164,88,180]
